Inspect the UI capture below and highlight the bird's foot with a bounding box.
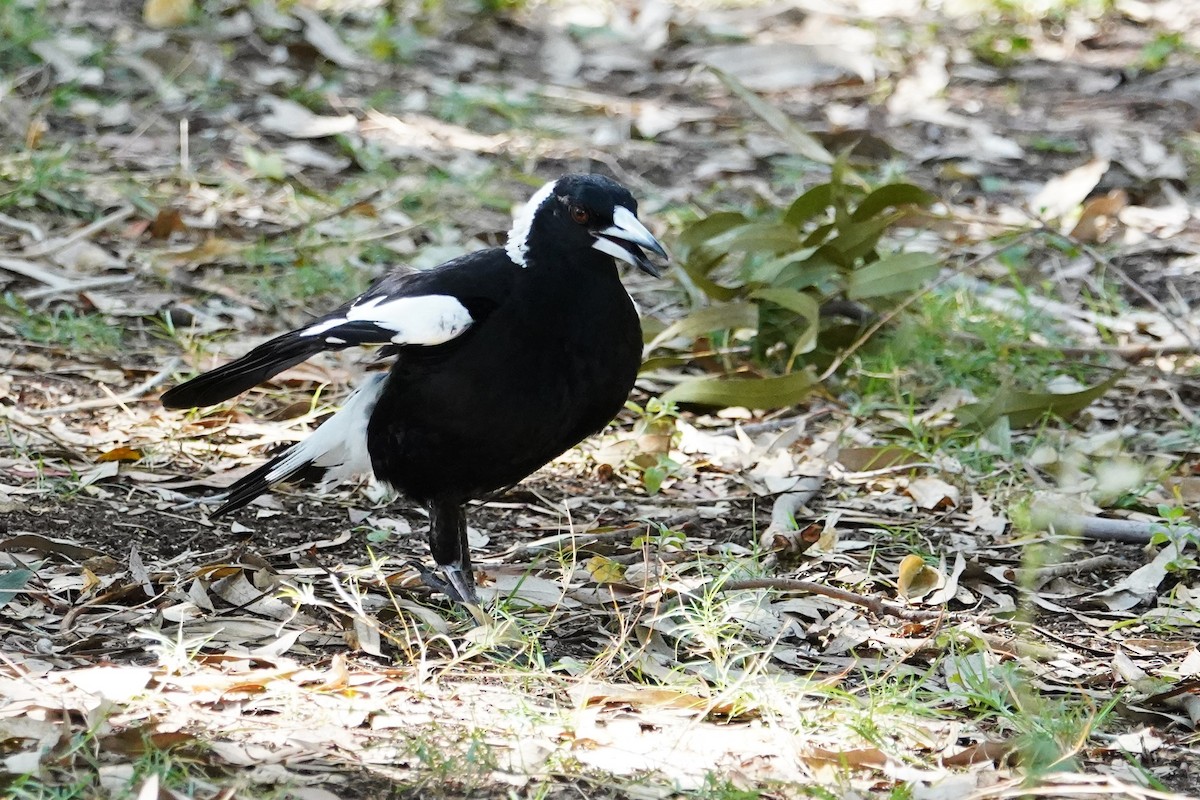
[406,560,487,625]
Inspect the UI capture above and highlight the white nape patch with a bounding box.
[302,294,473,345]
[505,179,558,267]
[264,373,387,486]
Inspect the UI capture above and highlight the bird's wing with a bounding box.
[161,251,511,409]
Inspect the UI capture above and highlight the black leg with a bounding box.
[427,498,479,605]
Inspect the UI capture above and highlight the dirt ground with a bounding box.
[3,0,1200,797]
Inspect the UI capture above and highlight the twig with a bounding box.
[0,256,73,288]
[28,358,182,417]
[14,205,136,259]
[1009,554,1132,583]
[1038,510,1199,545]
[498,512,699,558]
[715,577,948,622]
[0,212,45,241]
[21,274,136,301]
[714,578,1071,660]
[717,405,836,437]
[1073,237,1200,352]
[262,188,385,240]
[818,230,1038,382]
[950,331,1198,360]
[765,478,824,534]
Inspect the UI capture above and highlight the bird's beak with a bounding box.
[593,205,669,277]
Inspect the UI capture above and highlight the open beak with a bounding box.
[592,205,669,277]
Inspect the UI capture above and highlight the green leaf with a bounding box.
[956,374,1123,429]
[831,212,901,263]
[643,465,666,495]
[744,250,815,285]
[679,253,744,302]
[646,302,759,352]
[750,287,820,356]
[678,212,749,255]
[800,221,837,249]
[243,146,286,180]
[707,67,835,166]
[750,287,819,317]
[0,569,33,607]
[662,368,817,409]
[640,354,697,373]
[713,222,803,255]
[776,259,839,293]
[784,184,834,229]
[851,183,937,222]
[846,251,940,300]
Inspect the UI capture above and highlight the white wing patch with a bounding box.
[505,179,558,268]
[302,294,474,345]
[264,373,387,486]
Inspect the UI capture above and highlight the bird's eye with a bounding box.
[570,206,590,225]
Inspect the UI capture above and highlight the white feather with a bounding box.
[505,179,558,268]
[264,373,387,486]
[302,294,473,345]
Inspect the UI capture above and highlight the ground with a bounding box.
[2,0,1200,798]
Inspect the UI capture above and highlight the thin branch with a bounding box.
[1073,237,1200,351]
[1041,511,1199,545]
[28,358,182,417]
[13,205,136,259]
[21,274,137,301]
[950,331,1198,360]
[715,577,948,622]
[262,188,385,240]
[1010,554,1133,583]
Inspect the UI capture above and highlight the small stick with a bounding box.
[28,358,182,417]
[21,274,136,301]
[0,212,45,241]
[16,205,136,259]
[1009,554,1132,583]
[0,256,73,287]
[715,577,949,622]
[1074,237,1200,352]
[1040,511,1198,545]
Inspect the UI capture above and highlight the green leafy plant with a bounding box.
[1136,31,1186,73]
[624,398,683,494]
[652,159,937,409]
[1150,503,1199,574]
[2,292,122,353]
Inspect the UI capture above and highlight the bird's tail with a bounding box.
[212,374,387,517]
[161,332,328,410]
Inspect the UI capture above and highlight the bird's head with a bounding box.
[506,174,668,277]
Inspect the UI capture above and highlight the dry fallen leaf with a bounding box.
[897,554,941,600]
[585,555,626,584]
[906,476,960,510]
[97,446,143,463]
[1030,158,1110,222]
[258,97,358,139]
[143,0,193,28]
[1070,189,1127,242]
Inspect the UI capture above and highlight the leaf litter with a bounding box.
[2,0,1200,797]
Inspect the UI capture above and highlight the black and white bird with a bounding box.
[162,174,667,605]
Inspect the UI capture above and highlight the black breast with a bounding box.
[366,262,642,504]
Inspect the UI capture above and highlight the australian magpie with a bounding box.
[161,174,667,605]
